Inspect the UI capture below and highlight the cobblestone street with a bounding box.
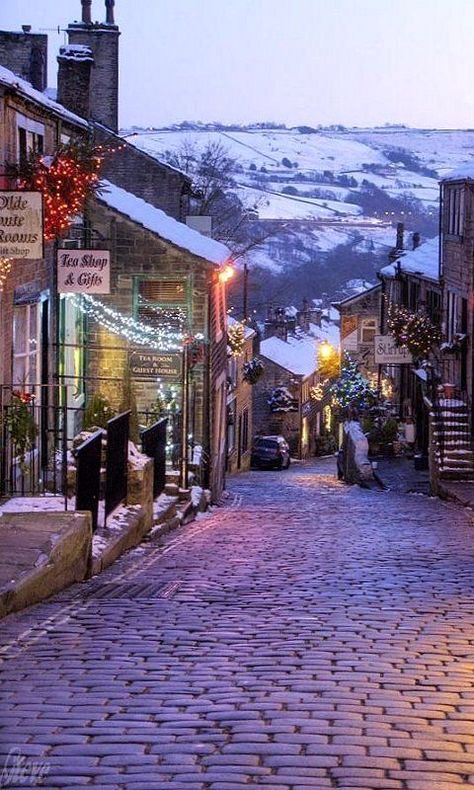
[3,458,474,789]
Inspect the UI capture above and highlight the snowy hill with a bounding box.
[120,124,472,309]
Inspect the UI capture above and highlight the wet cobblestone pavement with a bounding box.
[2,458,474,789]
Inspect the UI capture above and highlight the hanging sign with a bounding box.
[57,249,110,293]
[0,191,43,259]
[374,335,413,364]
[130,351,182,379]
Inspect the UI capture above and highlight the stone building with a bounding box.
[81,181,230,498]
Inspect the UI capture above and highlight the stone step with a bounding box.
[440,469,474,480]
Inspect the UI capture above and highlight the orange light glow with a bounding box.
[218,263,235,284]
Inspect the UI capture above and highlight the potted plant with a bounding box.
[3,390,38,472]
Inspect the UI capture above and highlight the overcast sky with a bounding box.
[2,0,474,130]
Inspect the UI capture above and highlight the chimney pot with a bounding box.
[81,0,92,24]
[22,25,32,33]
[105,0,115,24]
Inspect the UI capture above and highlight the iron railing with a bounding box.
[0,385,68,500]
[140,417,167,498]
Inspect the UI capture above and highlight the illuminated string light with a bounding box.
[0,257,13,291]
[386,303,441,359]
[227,321,245,356]
[68,294,183,351]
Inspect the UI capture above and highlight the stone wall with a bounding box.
[94,125,191,222]
[0,30,47,91]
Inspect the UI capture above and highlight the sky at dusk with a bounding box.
[2,0,474,130]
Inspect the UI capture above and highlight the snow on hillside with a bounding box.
[120,124,465,298]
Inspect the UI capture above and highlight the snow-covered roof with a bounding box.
[333,282,381,308]
[97,180,230,264]
[379,236,439,283]
[260,334,316,377]
[0,64,88,129]
[227,315,255,339]
[442,163,474,182]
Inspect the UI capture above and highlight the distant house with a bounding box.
[226,317,256,473]
[253,303,339,458]
[378,235,441,459]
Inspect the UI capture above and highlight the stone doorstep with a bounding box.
[0,512,92,619]
[90,504,148,577]
[438,480,474,509]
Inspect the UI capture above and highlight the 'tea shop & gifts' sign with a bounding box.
[0,191,43,259]
[374,335,413,364]
[57,250,110,294]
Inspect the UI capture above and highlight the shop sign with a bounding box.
[0,191,43,259]
[374,335,413,364]
[130,351,182,379]
[57,249,110,293]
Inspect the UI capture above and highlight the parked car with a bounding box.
[251,435,291,470]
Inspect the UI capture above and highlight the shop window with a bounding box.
[12,303,40,386]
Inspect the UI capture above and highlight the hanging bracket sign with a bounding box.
[0,191,43,259]
[374,335,413,364]
[57,249,110,293]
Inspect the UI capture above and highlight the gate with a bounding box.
[75,430,102,531]
[140,417,167,498]
[104,411,130,519]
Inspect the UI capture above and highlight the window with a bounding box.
[16,113,44,165]
[427,290,441,325]
[241,407,249,453]
[227,398,236,452]
[445,186,464,237]
[12,303,40,386]
[136,279,188,331]
[446,290,458,342]
[59,296,85,399]
[361,318,377,343]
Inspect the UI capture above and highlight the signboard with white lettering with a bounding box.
[374,335,413,364]
[0,191,43,259]
[57,250,110,294]
[130,351,182,379]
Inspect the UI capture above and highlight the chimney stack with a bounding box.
[57,44,94,120]
[396,222,404,251]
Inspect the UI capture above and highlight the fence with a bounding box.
[75,430,102,532]
[140,417,167,498]
[0,385,68,499]
[104,411,130,521]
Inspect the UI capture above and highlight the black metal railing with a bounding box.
[75,430,102,531]
[0,385,68,499]
[104,411,130,520]
[140,417,167,498]
[432,386,472,473]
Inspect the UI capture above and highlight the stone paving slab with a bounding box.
[1,458,474,788]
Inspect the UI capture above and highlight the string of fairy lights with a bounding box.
[68,294,184,351]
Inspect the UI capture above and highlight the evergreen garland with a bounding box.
[387,304,441,359]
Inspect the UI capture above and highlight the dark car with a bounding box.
[251,435,291,470]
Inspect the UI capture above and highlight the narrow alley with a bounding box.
[2,460,474,789]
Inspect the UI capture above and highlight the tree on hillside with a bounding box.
[163,138,280,260]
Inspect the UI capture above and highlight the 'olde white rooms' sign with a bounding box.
[0,191,43,259]
[57,250,110,293]
[374,335,413,364]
